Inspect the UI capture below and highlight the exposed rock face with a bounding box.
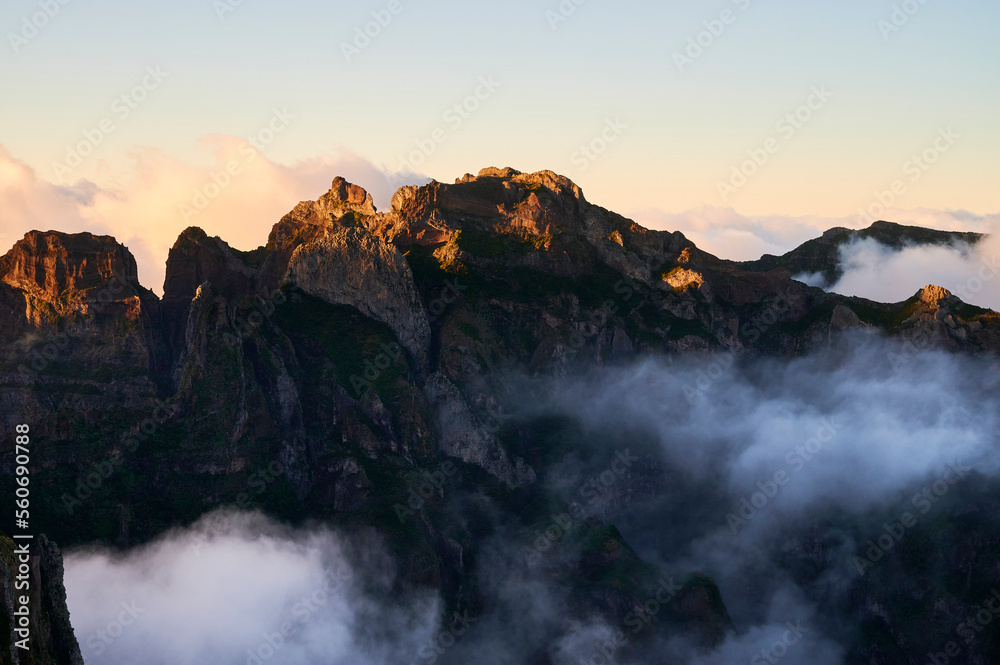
[891,284,994,347]
[0,533,84,665]
[161,228,261,375]
[829,303,866,338]
[5,167,1000,665]
[0,231,140,302]
[285,227,432,365]
[0,232,161,445]
[424,372,535,485]
[328,176,377,213]
[918,284,952,305]
[0,231,144,324]
[662,267,706,293]
[162,227,257,305]
[740,220,984,287]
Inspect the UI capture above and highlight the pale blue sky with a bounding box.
[2,0,998,217]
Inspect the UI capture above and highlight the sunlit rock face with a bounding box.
[6,169,1000,665]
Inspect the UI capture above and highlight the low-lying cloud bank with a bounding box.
[65,512,438,665]
[825,234,1000,310]
[631,207,1000,265]
[523,335,1000,662]
[65,336,1000,664]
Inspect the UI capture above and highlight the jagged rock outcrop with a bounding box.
[0,232,161,447]
[258,177,381,294]
[162,227,257,305]
[5,167,1000,665]
[328,176,377,214]
[739,220,984,287]
[0,533,84,665]
[160,228,263,376]
[0,231,144,325]
[285,227,432,365]
[894,284,995,347]
[424,372,535,485]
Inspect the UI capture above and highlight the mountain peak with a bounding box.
[0,230,140,306]
[471,166,522,179]
[917,284,953,304]
[326,176,376,214]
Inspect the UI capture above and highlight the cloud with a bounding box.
[0,146,110,243]
[517,337,1000,661]
[540,339,1000,523]
[827,234,1000,310]
[65,510,438,665]
[63,336,1000,664]
[630,206,1000,265]
[629,207,849,262]
[0,142,420,295]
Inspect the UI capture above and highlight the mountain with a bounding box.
[0,532,83,665]
[738,220,984,287]
[2,167,999,663]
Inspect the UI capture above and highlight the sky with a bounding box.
[1,0,998,291]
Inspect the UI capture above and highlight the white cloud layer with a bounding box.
[631,206,1000,264]
[65,511,438,665]
[63,338,1000,664]
[828,234,1000,309]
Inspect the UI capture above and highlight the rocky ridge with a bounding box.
[2,167,999,664]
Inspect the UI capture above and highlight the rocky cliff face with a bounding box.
[739,220,984,287]
[0,231,142,318]
[2,168,1000,664]
[0,533,83,665]
[285,227,432,365]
